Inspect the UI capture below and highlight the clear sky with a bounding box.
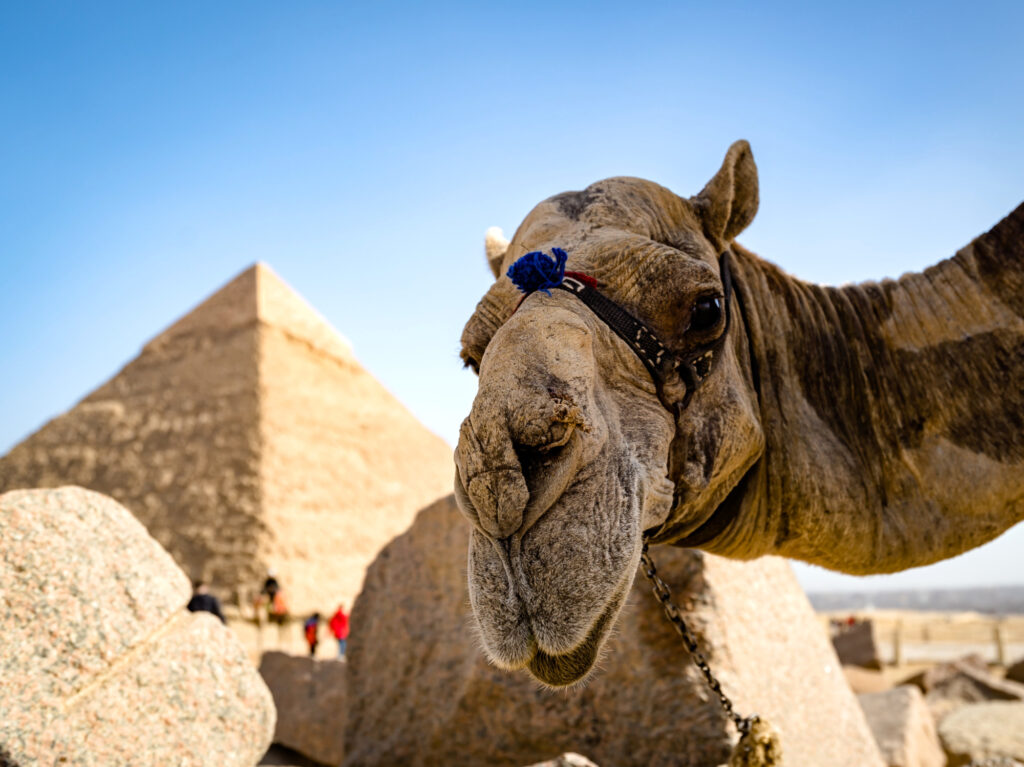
[2,1,1022,593]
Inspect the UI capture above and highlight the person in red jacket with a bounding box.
[329,604,349,658]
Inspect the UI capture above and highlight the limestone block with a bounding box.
[258,651,347,766]
[342,495,884,767]
[0,486,275,766]
[858,685,945,767]
[833,620,883,669]
[938,702,1024,767]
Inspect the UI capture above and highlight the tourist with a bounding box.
[304,612,321,657]
[186,581,225,624]
[329,604,350,658]
[256,570,288,626]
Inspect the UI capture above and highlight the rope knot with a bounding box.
[507,247,568,296]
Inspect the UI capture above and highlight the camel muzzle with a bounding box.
[454,304,599,543]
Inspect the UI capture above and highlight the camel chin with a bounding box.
[468,528,636,687]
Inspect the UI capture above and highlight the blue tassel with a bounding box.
[506,247,568,296]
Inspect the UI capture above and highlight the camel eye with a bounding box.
[689,296,723,332]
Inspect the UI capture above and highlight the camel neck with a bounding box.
[723,202,1024,573]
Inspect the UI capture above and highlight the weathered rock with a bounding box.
[938,702,1024,767]
[845,665,892,694]
[0,486,275,766]
[833,620,884,669]
[259,651,347,766]
[1006,657,1024,685]
[925,665,1024,723]
[902,655,989,693]
[343,496,883,767]
[0,263,452,614]
[858,685,945,767]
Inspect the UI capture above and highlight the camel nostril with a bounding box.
[514,440,567,486]
[467,467,529,540]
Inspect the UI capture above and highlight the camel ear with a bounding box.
[484,226,510,279]
[692,140,759,244]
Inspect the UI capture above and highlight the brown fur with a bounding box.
[455,141,1024,686]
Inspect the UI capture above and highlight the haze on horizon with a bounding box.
[2,1,1022,595]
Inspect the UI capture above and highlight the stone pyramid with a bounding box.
[0,263,453,614]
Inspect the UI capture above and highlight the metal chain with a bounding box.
[640,541,758,737]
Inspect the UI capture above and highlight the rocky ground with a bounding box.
[6,484,1022,767]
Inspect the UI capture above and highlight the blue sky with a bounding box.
[2,1,1022,593]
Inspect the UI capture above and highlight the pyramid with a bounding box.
[0,263,454,614]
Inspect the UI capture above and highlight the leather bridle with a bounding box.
[546,250,734,418]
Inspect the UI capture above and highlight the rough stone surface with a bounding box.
[917,661,1024,722]
[858,685,945,767]
[938,702,1024,767]
[342,496,883,767]
[845,665,892,694]
[0,264,452,614]
[902,655,990,693]
[833,620,884,669]
[259,651,347,766]
[0,486,275,766]
[1006,657,1024,685]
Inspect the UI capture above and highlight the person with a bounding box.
[256,570,288,626]
[304,612,321,657]
[329,604,350,658]
[187,580,225,624]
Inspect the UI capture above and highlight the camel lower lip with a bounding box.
[524,584,622,687]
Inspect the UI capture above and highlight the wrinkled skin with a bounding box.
[455,141,1024,687]
[455,142,763,686]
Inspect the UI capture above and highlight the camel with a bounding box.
[453,141,1024,688]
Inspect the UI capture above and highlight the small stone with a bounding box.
[938,702,1024,767]
[858,685,944,767]
[259,651,347,766]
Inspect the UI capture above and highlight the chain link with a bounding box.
[640,541,759,737]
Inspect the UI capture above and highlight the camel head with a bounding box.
[455,141,765,687]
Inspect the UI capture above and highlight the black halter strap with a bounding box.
[551,250,734,415]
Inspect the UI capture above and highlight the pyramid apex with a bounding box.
[254,264,353,361]
[144,264,353,361]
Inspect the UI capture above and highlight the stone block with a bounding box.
[0,486,275,766]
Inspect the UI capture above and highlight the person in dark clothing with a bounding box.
[257,570,288,625]
[187,581,226,624]
[304,612,321,657]
[262,574,280,600]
